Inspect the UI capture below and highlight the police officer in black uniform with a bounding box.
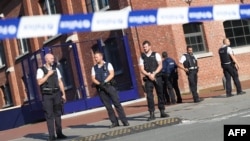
[178,46,203,103]
[162,51,182,104]
[91,51,129,128]
[36,53,67,141]
[139,40,168,121]
[218,38,246,97]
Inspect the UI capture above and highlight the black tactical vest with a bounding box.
[218,46,232,64]
[183,54,197,68]
[141,52,158,73]
[94,63,109,82]
[40,66,59,89]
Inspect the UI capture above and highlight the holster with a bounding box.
[96,83,109,92]
[231,62,236,69]
[143,76,149,82]
[110,79,117,86]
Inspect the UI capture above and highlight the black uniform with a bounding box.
[38,66,65,140]
[141,52,167,119]
[218,46,243,96]
[182,53,200,102]
[94,62,128,127]
[172,70,182,103]
[162,57,182,104]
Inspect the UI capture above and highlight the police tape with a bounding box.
[0,4,250,39]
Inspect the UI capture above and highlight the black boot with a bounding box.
[48,135,56,141]
[160,110,169,118]
[57,133,67,139]
[122,121,130,126]
[147,111,155,121]
[110,119,119,128]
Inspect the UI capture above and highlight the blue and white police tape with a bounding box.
[0,4,250,39]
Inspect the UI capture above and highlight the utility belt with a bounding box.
[221,62,236,69]
[42,87,60,95]
[221,62,231,65]
[188,66,198,70]
[185,66,198,75]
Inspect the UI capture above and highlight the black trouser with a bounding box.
[173,75,182,102]
[162,74,176,103]
[144,76,165,112]
[98,84,128,124]
[221,64,242,95]
[187,69,199,101]
[42,91,63,137]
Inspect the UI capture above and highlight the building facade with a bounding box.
[0,0,249,130]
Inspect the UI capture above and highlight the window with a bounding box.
[58,59,73,89]
[0,41,6,67]
[17,38,29,55]
[22,73,35,101]
[183,23,207,53]
[102,38,123,75]
[1,84,13,108]
[92,37,133,91]
[223,19,250,47]
[41,0,57,14]
[86,0,110,13]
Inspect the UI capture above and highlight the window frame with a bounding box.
[17,38,29,56]
[0,41,6,67]
[41,0,57,15]
[58,59,73,90]
[86,0,110,13]
[223,19,250,48]
[102,38,123,76]
[1,84,13,108]
[183,22,207,54]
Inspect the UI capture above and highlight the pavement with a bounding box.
[1,79,249,141]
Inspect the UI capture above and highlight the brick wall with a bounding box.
[0,0,250,108]
[127,0,250,94]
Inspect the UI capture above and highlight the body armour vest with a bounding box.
[141,52,158,73]
[94,63,109,82]
[40,66,59,89]
[218,46,232,64]
[163,58,176,74]
[183,54,197,68]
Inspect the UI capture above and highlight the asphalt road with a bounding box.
[11,89,250,141]
[108,91,250,141]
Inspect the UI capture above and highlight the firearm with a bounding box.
[97,82,109,93]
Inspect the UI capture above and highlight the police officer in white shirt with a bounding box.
[178,46,203,103]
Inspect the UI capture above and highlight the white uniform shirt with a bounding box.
[221,45,233,55]
[91,62,113,76]
[179,53,197,64]
[36,66,62,79]
[139,52,162,66]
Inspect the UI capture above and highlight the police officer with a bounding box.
[178,46,203,103]
[139,40,168,121]
[162,51,182,104]
[218,38,246,97]
[91,51,129,128]
[36,53,67,141]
